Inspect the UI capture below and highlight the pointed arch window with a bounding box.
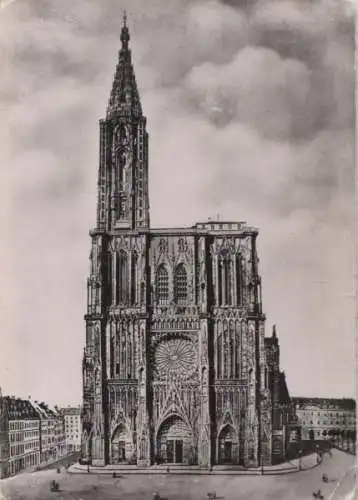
[223,331,228,379]
[127,339,132,379]
[156,264,169,305]
[224,259,233,306]
[218,259,223,306]
[236,254,243,306]
[116,250,128,304]
[215,321,223,378]
[217,332,222,379]
[131,251,138,305]
[174,263,188,304]
[107,251,113,305]
[218,251,233,306]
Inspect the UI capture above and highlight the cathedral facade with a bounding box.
[81,20,287,468]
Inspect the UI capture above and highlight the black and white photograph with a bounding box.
[0,0,356,499]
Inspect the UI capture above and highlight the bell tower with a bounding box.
[82,14,150,467]
[97,13,150,231]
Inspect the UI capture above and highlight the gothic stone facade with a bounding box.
[81,20,274,468]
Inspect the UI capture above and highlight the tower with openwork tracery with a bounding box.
[81,17,286,468]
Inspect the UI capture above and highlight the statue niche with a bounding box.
[111,123,132,220]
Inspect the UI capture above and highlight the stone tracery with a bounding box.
[154,338,197,381]
[81,18,289,469]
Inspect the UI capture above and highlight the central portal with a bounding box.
[166,439,183,463]
[157,415,195,465]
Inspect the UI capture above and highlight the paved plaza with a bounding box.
[0,450,356,500]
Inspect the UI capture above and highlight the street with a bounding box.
[38,452,80,471]
[0,450,355,500]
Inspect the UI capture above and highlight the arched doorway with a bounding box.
[156,415,194,465]
[218,425,238,464]
[111,424,133,464]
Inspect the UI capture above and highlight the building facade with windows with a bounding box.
[61,406,82,452]
[31,401,66,463]
[0,395,66,477]
[0,391,9,479]
[4,397,41,476]
[81,19,293,468]
[292,398,356,441]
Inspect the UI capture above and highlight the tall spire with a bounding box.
[97,14,150,232]
[120,10,129,50]
[107,11,142,118]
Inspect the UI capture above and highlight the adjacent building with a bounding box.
[53,406,67,458]
[36,402,66,462]
[4,397,41,476]
[292,397,356,441]
[61,406,82,452]
[265,327,300,462]
[81,18,296,468]
[0,389,9,479]
[0,395,66,477]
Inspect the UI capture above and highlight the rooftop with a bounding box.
[3,397,39,420]
[91,221,259,237]
[292,397,356,410]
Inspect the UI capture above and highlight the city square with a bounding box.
[0,450,356,500]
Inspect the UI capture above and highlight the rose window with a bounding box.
[155,339,197,380]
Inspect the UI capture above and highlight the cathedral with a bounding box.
[81,18,296,468]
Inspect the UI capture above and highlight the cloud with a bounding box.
[184,46,312,139]
[0,0,354,404]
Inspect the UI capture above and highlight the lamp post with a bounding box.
[298,449,302,471]
[315,444,320,464]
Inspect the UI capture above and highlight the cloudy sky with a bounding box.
[0,0,355,406]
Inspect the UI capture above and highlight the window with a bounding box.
[174,264,187,304]
[116,250,128,304]
[236,255,243,305]
[218,253,233,306]
[217,333,222,378]
[107,252,113,304]
[156,265,169,305]
[218,259,223,305]
[131,252,138,305]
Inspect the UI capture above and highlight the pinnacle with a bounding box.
[120,10,130,50]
